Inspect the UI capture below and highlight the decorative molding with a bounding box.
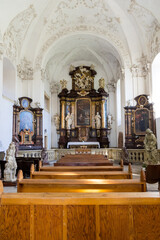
[45,0,119,36]
[3,5,36,63]
[17,57,33,80]
[130,54,150,78]
[35,25,131,70]
[106,79,116,93]
[0,43,3,60]
[60,79,67,90]
[128,0,160,44]
[50,82,60,93]
[41,68,49,82]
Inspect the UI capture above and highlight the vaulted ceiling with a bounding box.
[0,0,160,85]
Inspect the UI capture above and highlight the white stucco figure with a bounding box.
[53,113,60,129]
[95,112,101,129]
[65,112,73,129]
[4,142,17,182]
[107,114,113,129]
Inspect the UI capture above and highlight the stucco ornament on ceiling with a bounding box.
[17,57,33,80]
[3,5,36,63]
[128,0,160,45]
[130,54,150,78]
[35,25,130,71]
[106,79,116,93]
[46,0,120,36]
[50,82,60,93]
[41,68,49,82]
[0,43,3,60]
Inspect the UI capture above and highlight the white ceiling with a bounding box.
[0,0,160,85]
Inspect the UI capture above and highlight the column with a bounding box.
[61,100,65,129]
[107,82,116,147]
[71,101,75,129]
[92,101,96,128]
[101,99,106,128]
[50,83,60,148]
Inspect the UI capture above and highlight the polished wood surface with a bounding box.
[39,159,123,172]
[1,191,160,240]
[17,169,146,193]
[31,163,132,180]
[54,161,113,166]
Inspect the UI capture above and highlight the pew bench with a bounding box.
[0,183,159,240]
[39,160,124,172]
[17,169,146,193]
[54,161,113,166]
[31,163,132,180]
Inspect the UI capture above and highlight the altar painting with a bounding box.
[76,99,91,126]
[134,108,149,135]
[19,111,34,133]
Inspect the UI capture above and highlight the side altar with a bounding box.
[57,65,110,148]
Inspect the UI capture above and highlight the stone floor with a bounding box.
[2,163,159,193]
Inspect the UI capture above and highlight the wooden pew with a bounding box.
[17,169,146,193]
[39,160,124,172]
[0,184,159,240]
[31,163,132,180]
[54,161,113,166]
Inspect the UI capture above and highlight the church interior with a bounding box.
[1,0,160,239]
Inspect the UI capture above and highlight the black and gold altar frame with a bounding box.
[58,66,110,148]
[124,94,155,149]
[12,97,43,150]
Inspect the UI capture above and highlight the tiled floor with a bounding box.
[2,163,159,193]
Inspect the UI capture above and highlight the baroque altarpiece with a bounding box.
[124,94,155,149]
[12,97,43,150]
[58,66,110,148]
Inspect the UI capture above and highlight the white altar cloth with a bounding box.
[67,142,100,149]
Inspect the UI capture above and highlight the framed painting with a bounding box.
[76,98,91,127]
[134,108,150,135]
[19,110,34,133]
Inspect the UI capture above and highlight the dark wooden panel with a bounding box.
[99,205,131,240]
[0,205,30,240]
[67,205,96,240]
[34,205,63,240]
[133,205,160,240]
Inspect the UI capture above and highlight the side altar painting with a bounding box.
[12,97,43,150]
[124,95,155,149]
[57,65,111,148]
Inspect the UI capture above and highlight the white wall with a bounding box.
[43,110,51,149]
[0,97,13,151]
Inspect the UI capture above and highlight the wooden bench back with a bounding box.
[18,168,146,193]
[31,163,132,180]
[0,191,160,240]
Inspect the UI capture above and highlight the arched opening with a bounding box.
[152,52,160,148]
[3,57,16,100]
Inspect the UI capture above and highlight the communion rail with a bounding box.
[17,148,160,163]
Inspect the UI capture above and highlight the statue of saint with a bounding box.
[4,142,17,182]
[107,114,112,129]
[53,113,60,129]
[95,112,101,129]
[65,112,73,129]
[144,128,158,165]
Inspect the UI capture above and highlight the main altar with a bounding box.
[57,65,110,149]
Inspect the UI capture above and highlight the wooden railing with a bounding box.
[17,148,160,164]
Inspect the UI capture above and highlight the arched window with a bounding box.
[152,53,160,118]
[3,57,16,100]
[152,52,160,148]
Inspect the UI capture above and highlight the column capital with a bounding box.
[50,82,60,93]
